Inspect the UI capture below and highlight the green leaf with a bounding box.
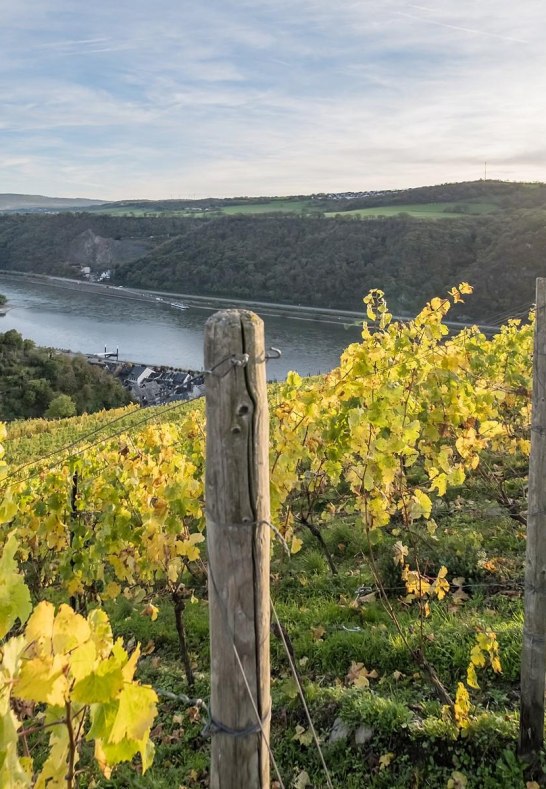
[72,660,124,704]
[86,702,119,742]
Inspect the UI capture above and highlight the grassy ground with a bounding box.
[88,198,502,220]
[86,200,314,218]
[220,199,314,215]
[71,451,538,788]
[325,202,501,219]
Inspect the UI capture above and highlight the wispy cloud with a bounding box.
[395,10,528,44]
[0,0,545,198]
[36,37,111,49]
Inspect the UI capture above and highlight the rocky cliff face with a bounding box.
[68,229,153,267]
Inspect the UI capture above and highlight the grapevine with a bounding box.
[0,283,535,754]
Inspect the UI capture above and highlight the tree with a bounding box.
[45,394,77,419]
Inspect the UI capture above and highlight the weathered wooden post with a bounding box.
[519,278,546,761]
[204,310,271,788]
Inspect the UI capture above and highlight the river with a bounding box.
[0,274,363,380]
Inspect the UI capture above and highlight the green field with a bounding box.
[88,199,315,218]
[220,199,315,215]
[325,201,501,219]
[87,205,202,218]
[90,198,503,221]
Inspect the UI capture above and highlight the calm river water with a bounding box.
[0,274,362,379]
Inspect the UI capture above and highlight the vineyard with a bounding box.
[0,284,541,788]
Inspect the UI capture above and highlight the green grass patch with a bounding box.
[326,201,501,219]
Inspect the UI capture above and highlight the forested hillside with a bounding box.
[0,213,200,275]
[1,181,546,322]
[115,211,546,321]
[116,214,478,312]
[0,330,131,419]
[314,179,546,212]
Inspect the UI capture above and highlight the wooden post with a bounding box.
[519,278,546,761]
[205,310,271,788]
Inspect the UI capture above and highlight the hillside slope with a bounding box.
[0,181,545,323]
[116,212,546,323]
[0,193,106,211]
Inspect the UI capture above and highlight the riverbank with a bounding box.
[0,270,501,333]
[0,270,363,327]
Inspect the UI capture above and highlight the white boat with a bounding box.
[171,302,188,310]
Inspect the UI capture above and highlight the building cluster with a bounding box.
[311,191,388,201]
[93,358,205,406]
[80,267,111,281]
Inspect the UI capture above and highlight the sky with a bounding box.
[1,0,545,200]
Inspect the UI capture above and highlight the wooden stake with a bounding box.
[519,278,546,761]
[205,310,271,789]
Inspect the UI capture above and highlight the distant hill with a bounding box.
[6,179,546,217]
[1,180,546,324]
[84,180,546,219]
[0,193,107,212]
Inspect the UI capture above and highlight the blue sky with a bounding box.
[1,0,545,199]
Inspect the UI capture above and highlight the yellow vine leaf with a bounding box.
[176,532,205,561]
[103,581,122,600]
[68,640,97,682]
[466,663,480,690]
[24,602,55,658]
[13,655,68,707]
[346,661,378,688]
[0,532,158,783]
[292,725,313,747]
[290,536,303,554]
[88,608,114,659]
[449,287,463,304]
[431,566,450,600]
[379,752,395,770]
[109,683,158,744]
[34,725,72,789]
[393,541,409,567]
[454,682,471,729]
[402,566,431,599]
[52,604,91,654]
[142,603,159,622]
[470,644,486,669]
[122,644,141,683]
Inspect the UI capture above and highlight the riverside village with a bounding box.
[88,350,205,406]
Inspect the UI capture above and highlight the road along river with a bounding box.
[0,273,364,380]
